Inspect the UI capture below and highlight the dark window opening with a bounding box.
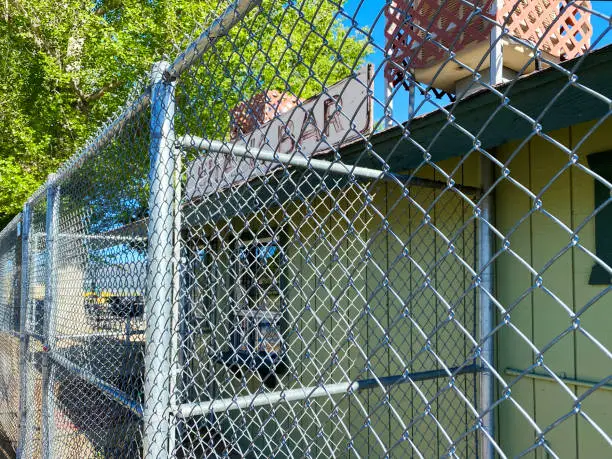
[587,151,612,285]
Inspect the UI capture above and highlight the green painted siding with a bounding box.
[495,119,612,458]
[276,157,481,457]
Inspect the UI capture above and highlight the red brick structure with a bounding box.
[230,90,302,139]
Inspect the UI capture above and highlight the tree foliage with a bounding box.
[0,0,366,228]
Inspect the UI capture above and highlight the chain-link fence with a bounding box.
[0,215,21,454]
[0,0,610,457]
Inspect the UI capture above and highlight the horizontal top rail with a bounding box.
[28,91,151,203]
[167,0,262,80]
[180,134,386,180]
[179,134,482,194]
[10,1,257,210]
[31,232,146,243]
[0,213,21,240]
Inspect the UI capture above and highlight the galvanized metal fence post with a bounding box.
[489,0,504,86]
[478,157,495,459]
[168,144,182,458]
[16,202,31,458]
[12,219,23,336]
[143,60,177,459]
[476,5,503,456]
[385,80,394,127]
[41,175,59,459]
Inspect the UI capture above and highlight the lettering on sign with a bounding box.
[185,65,373,199]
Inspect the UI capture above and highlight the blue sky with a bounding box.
[342,0,612,125]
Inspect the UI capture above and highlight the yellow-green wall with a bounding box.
[188,155,482,457]
[186,118,611,457]
[495,119,612,458]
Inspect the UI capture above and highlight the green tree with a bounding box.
[0,0,366,228]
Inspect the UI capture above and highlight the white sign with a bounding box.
[186,65,373,199]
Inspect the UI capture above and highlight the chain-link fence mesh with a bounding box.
[0,216,21,454]
[40,92,151,458]
[0,0,611,457]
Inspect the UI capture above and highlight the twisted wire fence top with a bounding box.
[0,0,610,458]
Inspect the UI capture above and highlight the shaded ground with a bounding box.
[0,428,16,459]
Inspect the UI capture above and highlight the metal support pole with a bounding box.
[48,351,143,417]
[27,94,150,204]
[490,0,504,86]
[16,203,31,459]
[174,364,481,418]
[477,4,503,453]
[385,79,394,127]
[179,135,483,238]
[478,156,495,459]
[41,176,59,459]
[505,368,612,393]
[13,218,22,335]
[168,145,182,456]
[28,234,40,332]
[408,76,415,121]
[180,135,385,180]
[179,135,483,195]
[143,60,177,459]
[167,0,262,79]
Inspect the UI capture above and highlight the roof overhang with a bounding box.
[340,43,612,172]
